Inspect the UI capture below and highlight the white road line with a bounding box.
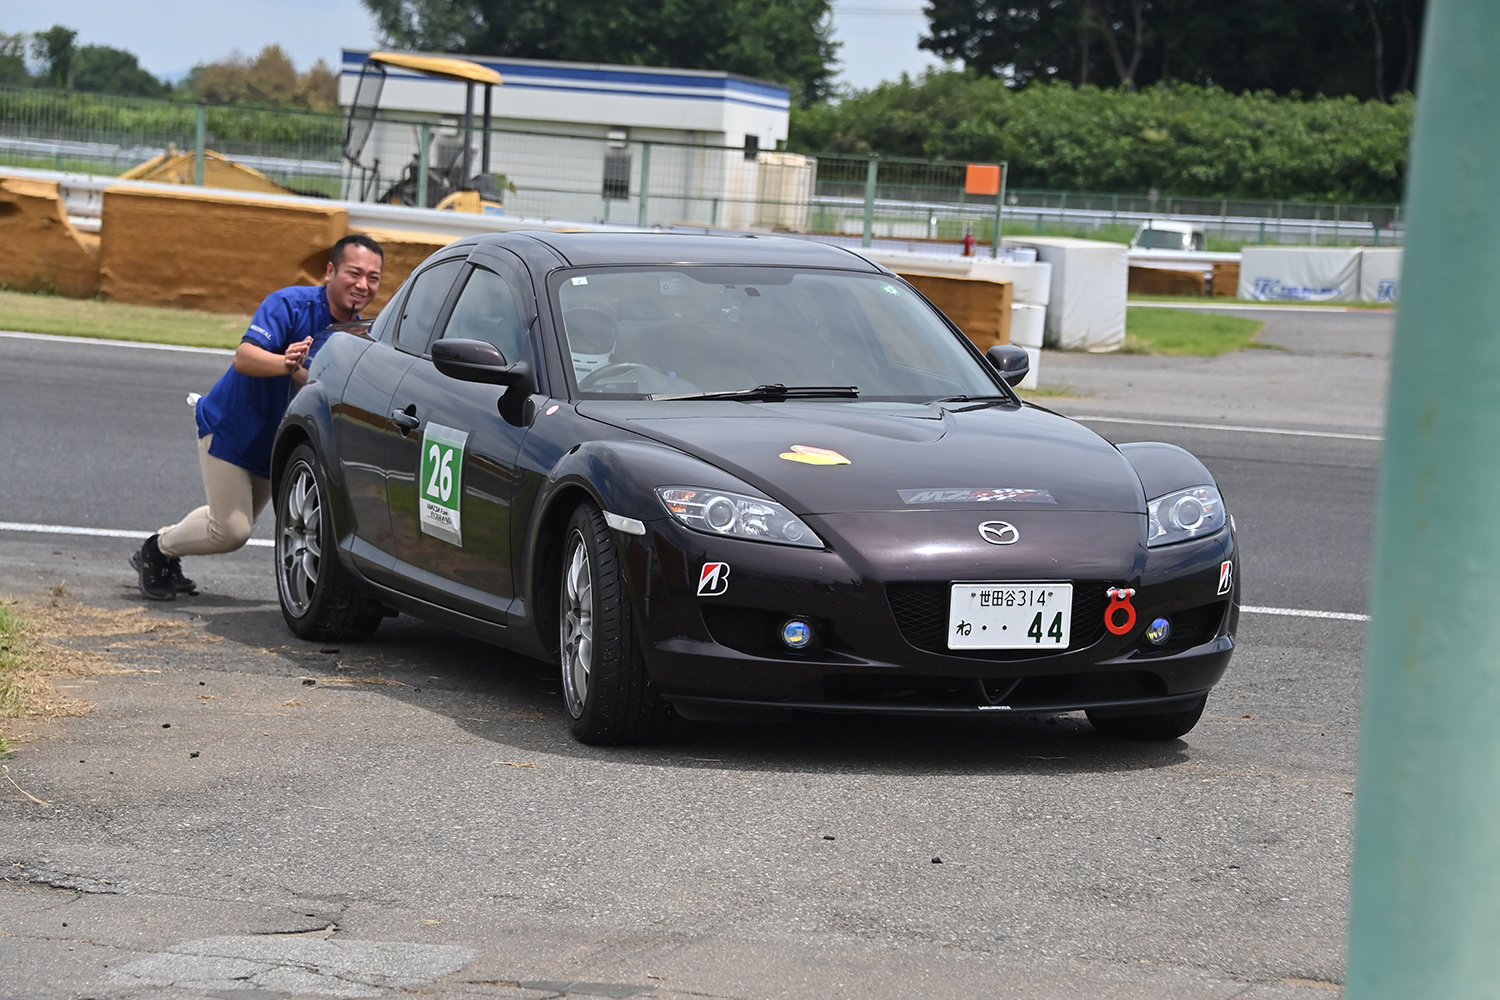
[1242,605,1370,622]
[0,521,272,548]
[1074,414,1384,442]
[0,330,234,356]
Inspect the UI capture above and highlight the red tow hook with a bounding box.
[1104,587,1137,635]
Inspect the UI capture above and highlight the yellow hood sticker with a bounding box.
[780,445,851,466]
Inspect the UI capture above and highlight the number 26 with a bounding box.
[426,444,454,501]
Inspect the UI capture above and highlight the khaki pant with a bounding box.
[157,434,272,558]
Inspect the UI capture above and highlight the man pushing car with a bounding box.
[133,234,384,600]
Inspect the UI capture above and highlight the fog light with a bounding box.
[1145,617,1172,646]
[781,619,813,649]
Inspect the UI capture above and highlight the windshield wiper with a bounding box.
[650,383,860,402]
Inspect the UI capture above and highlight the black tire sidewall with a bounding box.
[276,443,345,639]
[561,502,634,743]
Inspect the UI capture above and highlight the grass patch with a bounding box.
[0,289,249,349]
[0,592,202,752]
[1122,306,1264,356]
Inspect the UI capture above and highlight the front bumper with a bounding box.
[620,512,1238,717]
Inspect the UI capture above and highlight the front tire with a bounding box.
[276,443,382,642]
[559,502,670,745]
[1086,694,1208,740]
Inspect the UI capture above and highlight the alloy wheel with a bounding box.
[560,530,594,718]
[278,462,322,617]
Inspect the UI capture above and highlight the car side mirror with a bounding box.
[986,344,1030,387]
[431,338,530,387]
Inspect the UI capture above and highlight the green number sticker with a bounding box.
[418,422,468,546]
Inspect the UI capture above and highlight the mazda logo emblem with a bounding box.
[978,521,1020,545]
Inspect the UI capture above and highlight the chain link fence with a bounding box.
[1,85,1402,248]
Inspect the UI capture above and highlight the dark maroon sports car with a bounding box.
[273,232,1239,745]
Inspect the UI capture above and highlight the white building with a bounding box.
[339,49,812,230]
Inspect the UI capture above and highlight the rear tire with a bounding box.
[1086,694,1208,740]
[276,443,382,642]
[559,501,671,745]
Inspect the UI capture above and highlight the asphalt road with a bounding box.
[0,307,1389,1000]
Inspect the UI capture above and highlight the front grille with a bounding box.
[1134,601,1227,657]
[886,582,1108,660]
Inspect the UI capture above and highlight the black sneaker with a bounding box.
[131,548,197,594]
[166,557,198,595]
[135,534,177,601]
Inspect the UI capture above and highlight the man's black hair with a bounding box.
[330,234,384,268]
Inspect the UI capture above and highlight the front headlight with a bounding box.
[656,486,824,548]
[1147,485,1226,546]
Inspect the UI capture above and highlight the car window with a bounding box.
[441,266,531,365]
[554,266,999,400]
[396,258,464,353]
[366,290,401,343]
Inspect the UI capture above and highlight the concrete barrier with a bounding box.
[1359,248,1402,303]
[98,185,349,313]
[1009,302,1045,349]
[1004,236,1127,352]
[0,175,100,297]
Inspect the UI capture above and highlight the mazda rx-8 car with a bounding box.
[272,232,1239,745]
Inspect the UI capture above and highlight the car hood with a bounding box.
[576,399,1146,516]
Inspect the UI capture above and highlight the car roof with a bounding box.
[479,231,884,270]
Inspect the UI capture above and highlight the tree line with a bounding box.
[789,73,1412,203]
[0,25,338,112]
[920,0,1425,103]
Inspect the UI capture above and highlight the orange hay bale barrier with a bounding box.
[1212,261,1241,298]
[0,175,101,297]
[98,186,349,314]
[899,273,1013,350]
[1128,265,1206,298]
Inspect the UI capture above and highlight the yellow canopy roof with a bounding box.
[369,52,502,86]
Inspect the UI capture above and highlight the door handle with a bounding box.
[390,407,420,434]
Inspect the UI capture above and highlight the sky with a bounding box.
[1,0,946,93]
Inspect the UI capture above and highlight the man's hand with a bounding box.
[282,336,313,372]
[234,337,314,378]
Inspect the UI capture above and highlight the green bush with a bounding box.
[790,74,1412,203]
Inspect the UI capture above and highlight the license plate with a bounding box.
[948,583,1073,650]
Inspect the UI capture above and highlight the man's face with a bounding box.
[325,246,383,317]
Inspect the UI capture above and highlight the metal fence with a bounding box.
[0,85,1403,248]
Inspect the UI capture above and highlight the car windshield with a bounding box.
[1135,228,1193,251]
[555,266,1004,400]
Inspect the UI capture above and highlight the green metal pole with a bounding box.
[194,104,205,186]
[992,160,1007,258]
[862,154,878,248]
[1346,3,1500,996]
[637,143,652,228]
[416,123,430,208]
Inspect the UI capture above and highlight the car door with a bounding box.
[383,249,541,623]
[328,285,409,575]
[333,256,467,580]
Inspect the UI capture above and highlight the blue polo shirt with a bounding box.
[195,285,349,479]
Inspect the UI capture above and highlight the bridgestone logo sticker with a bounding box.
[419,423,468,547]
